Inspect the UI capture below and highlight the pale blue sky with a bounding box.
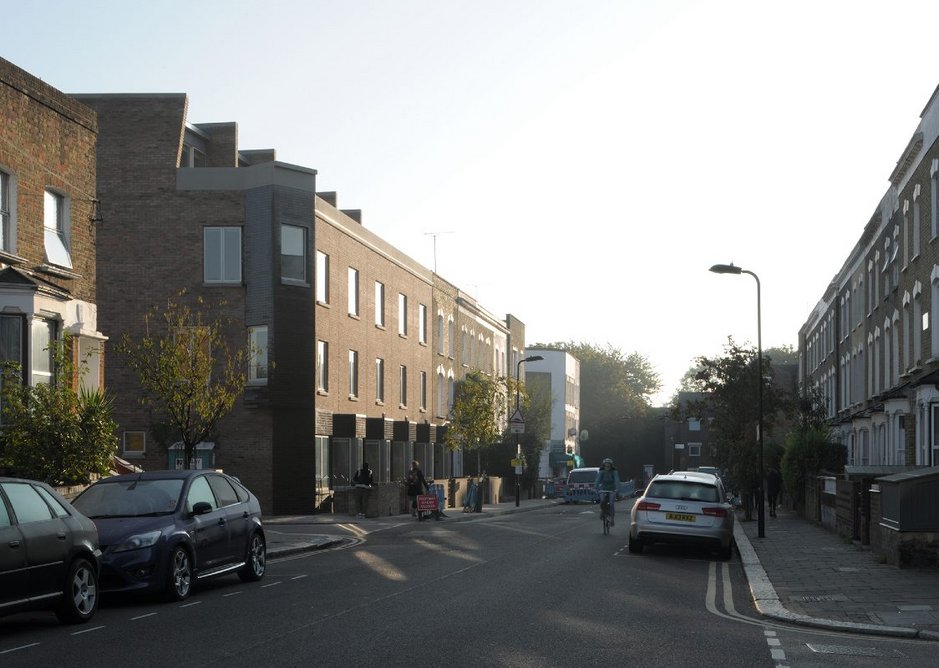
[7,0,939,403]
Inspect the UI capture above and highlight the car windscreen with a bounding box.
[567,471,597,484]
[646,480,721,503]
[73,479,184,518]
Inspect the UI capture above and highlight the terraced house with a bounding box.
[0,58,105,399]
[800,84,939,468]
[77,92,529,514]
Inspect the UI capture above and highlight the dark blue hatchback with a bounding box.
[72,470,265,601]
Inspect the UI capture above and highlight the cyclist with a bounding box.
[595,458,621,526]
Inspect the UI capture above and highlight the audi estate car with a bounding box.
[72,470,266,601]
[1,477,101,624]
[628,471,734,560]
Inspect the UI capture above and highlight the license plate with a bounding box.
[666,512,696,522]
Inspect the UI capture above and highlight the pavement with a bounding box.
[263,496,939,641]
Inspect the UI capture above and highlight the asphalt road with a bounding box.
[2,503,937,667]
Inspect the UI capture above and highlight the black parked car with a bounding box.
[72,470,266,601]
[0,477,101,623]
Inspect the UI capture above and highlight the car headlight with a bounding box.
[112,530,162,553]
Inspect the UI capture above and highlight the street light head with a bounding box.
[524,355,544,363]
[709,263,743,275]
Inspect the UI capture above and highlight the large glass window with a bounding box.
[43,190,71,268]
[282,224,307,283]
[0,314,24,377]
[204,227,242,283]
[0,482,54,523]
[30,318,56,386]
[248,325,268,384]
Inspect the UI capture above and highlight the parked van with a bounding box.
[563,467,600,504]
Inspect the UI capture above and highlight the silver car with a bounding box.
[628,471,734,560]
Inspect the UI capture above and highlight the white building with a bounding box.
[524,349,581,477]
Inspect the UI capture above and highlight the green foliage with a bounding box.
[116,291,250,469]
[687,338,789,509]
[0,338,117,484]
[446,371,507,472]
[780,388,845,510]
[533,341,660,459]
[512,373,553,486]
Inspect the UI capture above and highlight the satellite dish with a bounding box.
[579,430,589,441]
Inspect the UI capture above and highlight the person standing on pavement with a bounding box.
[352,462,374,518]
[594,458,621,526]
[766,466,782,518]
[406,460,428,518]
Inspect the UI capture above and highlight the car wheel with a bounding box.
[719,540,734,561]
[238,532,266,582]
[628,535,644,554]
[166,545,193,601]
[55,557,99,624]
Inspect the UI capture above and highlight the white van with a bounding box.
[563,467,600,504]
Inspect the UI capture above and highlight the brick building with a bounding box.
[78,92,529,514]
[800,83,939,468]
[0,58,105,395]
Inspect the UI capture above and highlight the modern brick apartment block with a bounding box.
[78,93,317,513]
[0,58,105,397]
[79,92,530,513]
[800,83,939,468]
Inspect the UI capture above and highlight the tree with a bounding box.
[117,292,252,469]
[533,341,660,465]
[686,338,789,520]
[780,387,845,513]
[0,336,117,484]
[446,371,507,474]
[508,373,553,491]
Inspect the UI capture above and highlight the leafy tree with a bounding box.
[117,292,251,469]
[533,341,660,463]
[446,371,507,474]
[0,336,117,484]
[687,338,788,520]
[509,373,553,490]
[765,345,798,365]
[780,387,845,512]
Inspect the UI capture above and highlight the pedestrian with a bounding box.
[352,461,374,518]
[406,460,428,518]
[766,467,782,518]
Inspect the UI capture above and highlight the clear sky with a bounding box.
[6,0,939,404]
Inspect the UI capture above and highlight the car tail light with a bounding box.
[702,507,728,518]
[636,501,660,511]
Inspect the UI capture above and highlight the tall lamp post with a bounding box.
[709,263,765,539]
[514,354,544,507]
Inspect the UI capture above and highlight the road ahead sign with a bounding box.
[509,409,525,434]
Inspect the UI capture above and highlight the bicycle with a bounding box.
[599,490,615,535]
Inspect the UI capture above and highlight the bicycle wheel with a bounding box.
[603,514,610,535]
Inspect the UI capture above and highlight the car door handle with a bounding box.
[8,540,21,549]
[217,518,226,526]
[58,532,67,540]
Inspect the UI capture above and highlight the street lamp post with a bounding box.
[514,354,544,507]
[709,263,765,539]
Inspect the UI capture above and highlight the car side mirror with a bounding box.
[192,501,213,516]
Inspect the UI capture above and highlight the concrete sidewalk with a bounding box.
[735,508,939,640]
